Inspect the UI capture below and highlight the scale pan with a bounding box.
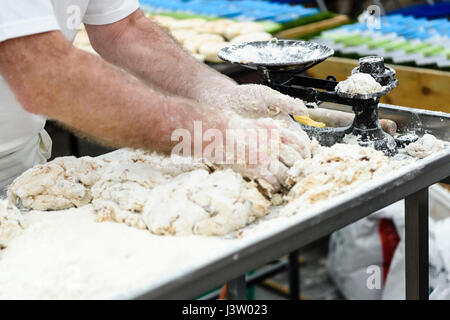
[218,40,334,71]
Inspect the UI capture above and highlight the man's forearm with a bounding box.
[0,31,227,153]
[86,10,237,106]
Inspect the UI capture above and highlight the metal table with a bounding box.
[131,104,449,300]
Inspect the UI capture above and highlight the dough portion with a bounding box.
[0,200,24,250]
[285,144,392,206]
[406,134,445,159]
[8,156,104,211]
[184,34,225,54]
[90,160,169,227]
[143,169,270,236]
[199,42,229,63]
[335,73,382,96]
[231,32,273,44]
[225,22,265,40]
[91,151,211,228]
[126,150,211,177]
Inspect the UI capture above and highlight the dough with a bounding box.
[149,15,176,30]
[8,156,104,211]
[0,200,24,250]
[170,29,199,45]
[199,42,229,63]
[73,26,97,55]
[143,169,270,236]
[198,20,235,35]
[91,151,210,228]
[169,18,206,31]
[285,144,392,205]
[192,53,206,62]
[126,150,211,177]
[231,32,273,44]
[335,73,382,96]
[184,34,225,54]
[93,200,147,230]
[224,22,264,40]
[406,134,445,159]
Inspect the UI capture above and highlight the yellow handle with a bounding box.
[293,115,326,128]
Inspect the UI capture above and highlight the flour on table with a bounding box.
[406,134,445,159]
[335,73,382,96]
[0,200,24,250]
[284,144,393,211]
[8,156,105,211]
[0,207,236,299]
[143,169,270,236]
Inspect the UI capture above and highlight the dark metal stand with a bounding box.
[405,187,429,300]
[226,275,247,300]
[288,250,301,300]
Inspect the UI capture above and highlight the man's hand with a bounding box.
[220,84,309,119]
[215,116,311,194]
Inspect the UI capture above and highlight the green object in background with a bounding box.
[383,40,410,51]
[417,45,445,57]
[142,9,335,37]
[269,11,335,34]
[405,42,431,53]
[366,38,392,49]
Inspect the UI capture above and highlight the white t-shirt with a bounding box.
[0,0,139,188]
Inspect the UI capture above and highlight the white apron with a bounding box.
[0,130,52,197]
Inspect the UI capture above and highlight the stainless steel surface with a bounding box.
[131,104,449,300]
[405,188,429,300]
[218,40,334,71]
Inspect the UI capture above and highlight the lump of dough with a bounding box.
[199,42,229,63]
[169,18,207,31]
[149,15,176,30]
[126,150,211,177]
[73,26,97,55]
[142,169,270,236]
[184,34,224,54]
[8,156,104,211]
[335,73,382,96]
[0,200,24,250]
[92,199,147,230]
[90,160,170,226]
[231,32,273,44]
[91,152,209,228]
[406,134,445,159]
[224,22,264,40]
[198,19,235,35]
[285,144,392,206]
[192,53,206,62]
[170,29,199,45]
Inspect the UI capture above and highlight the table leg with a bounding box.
[316,0,328,12]
[405,187,429,300]
[288,250,300,300]
[226,275,247,300]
